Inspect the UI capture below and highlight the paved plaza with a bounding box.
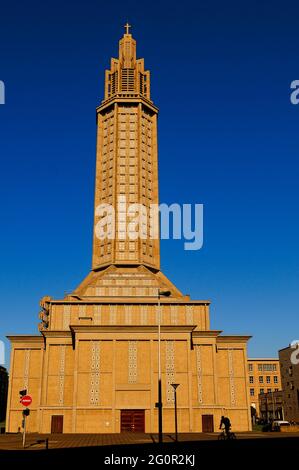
[0,431,299,451]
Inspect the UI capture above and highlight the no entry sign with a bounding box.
[20,395,32,407]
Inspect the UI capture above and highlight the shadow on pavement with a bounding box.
[0,436,298,467]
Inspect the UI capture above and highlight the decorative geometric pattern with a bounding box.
[109,305,117,325]
[123,287,131,296]
[79,304,86,318]
[93,305,102,325]
[125,305,132,324]
[186,305,194,325]
[155,305,163,325]
[140,305,147,324]
[228,349,236,406]
[170,305,178,325]
[23,349,30,391]
[90,341,100,405]
[59,345,66,405]
[63,305,71,329]
[95,287,104,296]
[166,341,175,403]
[195,345,203,404]
[128,341,138,383]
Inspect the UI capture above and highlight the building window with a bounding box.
[249,376,254,384]
[258,363,277,372]
[275,388,279,392]
[250,388,255,396]
[274,376,278,384]
[260,389,264,394]
[248,364,253,372]
[267,388,272,393]
[266,376,271,384]
[259,376,264,384]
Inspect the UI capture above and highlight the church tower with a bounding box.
[72,24,182,300]
[92,24,160,271]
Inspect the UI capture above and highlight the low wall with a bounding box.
[280,425,299,433]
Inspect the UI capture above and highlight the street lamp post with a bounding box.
[157,289,171,443]
[171,383,180,442]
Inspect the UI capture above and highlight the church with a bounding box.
[6,26,252,434]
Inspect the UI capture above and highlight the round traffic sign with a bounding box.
[20,395,32,407]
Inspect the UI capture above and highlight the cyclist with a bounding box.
[219,416,231,437]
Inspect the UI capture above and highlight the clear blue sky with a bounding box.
[0,0,298,366]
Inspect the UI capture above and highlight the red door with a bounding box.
[121,410,145,432]
[202,414,214,432]
[51,415,64,433]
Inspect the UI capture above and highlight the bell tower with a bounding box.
[92,25,160,272]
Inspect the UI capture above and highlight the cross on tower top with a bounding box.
[124,22,131,35]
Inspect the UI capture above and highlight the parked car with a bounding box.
[272,420,291,431]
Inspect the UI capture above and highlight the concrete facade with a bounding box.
[247,359,281,417]
[279,344,299,423]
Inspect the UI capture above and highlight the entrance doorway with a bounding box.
[51,415,64,433]
[121,410,145,432]
[202,414,214,432]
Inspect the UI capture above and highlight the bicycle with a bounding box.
[218,430,237,440]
